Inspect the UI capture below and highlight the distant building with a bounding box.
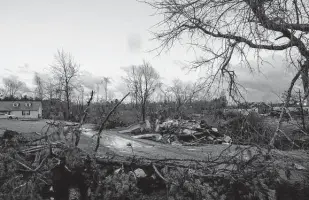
[0,101,43,119]
[223,108,256,116]
[250,102,272,114]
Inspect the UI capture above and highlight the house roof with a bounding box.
[250,102,272,108]
[0,101,42,111]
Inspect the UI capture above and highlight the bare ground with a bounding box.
[0,119,237,160]
[0,119,308,166]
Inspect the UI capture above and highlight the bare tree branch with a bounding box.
[143,0,309,101]
[75,90,94,147]
[94,92,130,152]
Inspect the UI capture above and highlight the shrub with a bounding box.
[221,112,273,146]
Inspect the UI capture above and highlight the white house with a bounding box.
[0,101,43,119]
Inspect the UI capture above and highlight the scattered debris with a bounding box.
[120,118,233,146]
[211,128,218,132]
[223,135,232,144]
[1,127,309,200]
[114,168,122,174]
[134,168,147,178]
[131,134,162,141]
[119,120,152,134]
[293,163,307,170]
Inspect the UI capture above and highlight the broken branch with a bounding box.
[152,164,168,183]
[75,90,94,146]
[94,92,130,152]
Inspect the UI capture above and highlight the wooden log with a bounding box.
[118,123,142,134]
[95,154,208,170]
[131,133,162,141]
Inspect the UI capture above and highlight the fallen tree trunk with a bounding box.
[95,154,214,170]
[131,133,162,141]
[118,123,143,134]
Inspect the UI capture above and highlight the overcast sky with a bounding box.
[0,0,296,102]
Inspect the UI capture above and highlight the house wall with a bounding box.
[10,110,40,119]
[38,105,43,118]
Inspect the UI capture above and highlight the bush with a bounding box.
[224,111,242,119]
[221,112,273,146]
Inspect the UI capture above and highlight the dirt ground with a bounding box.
[1,118,309,184]
[0,119,245,160]
[1,119,308,200]
[0,119,308,165]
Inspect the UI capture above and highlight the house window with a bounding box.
[25,102,32,107]
[22,111,30,116]
[13,103,20,107]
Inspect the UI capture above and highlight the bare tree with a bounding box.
[50,49,80,120]
[123,61,160,121]
[123,66,141,108]
[159,83,173,103]
[70,83,86,119]
[0,88,5,98]
[144,0,309,100]
[169,79,205,112]
[2,76,25,97]
[44,76,57,100]
[144,0,309,147]
[33,72,45,100]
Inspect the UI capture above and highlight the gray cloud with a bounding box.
[79,71,104,91]
[234,54,296,102]
[4,68,12,73]
[17,63,32,74]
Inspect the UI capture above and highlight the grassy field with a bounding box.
[0,119,93,134]
[0,119,51,134]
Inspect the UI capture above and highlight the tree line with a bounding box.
[0,50,217,121]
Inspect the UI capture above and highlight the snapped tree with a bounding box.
[102,76,112,102]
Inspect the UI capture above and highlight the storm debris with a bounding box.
[120,119,232,145]
[1,128,309,200]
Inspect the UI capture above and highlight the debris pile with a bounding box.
[1,127,309,200]
[120,119,232,145]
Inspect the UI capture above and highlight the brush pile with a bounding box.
[1,124,309,200]
[119,119,232,145]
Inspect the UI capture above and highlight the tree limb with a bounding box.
[269,67,302,147]
[94,92,130,152]
[75,90,94,146]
